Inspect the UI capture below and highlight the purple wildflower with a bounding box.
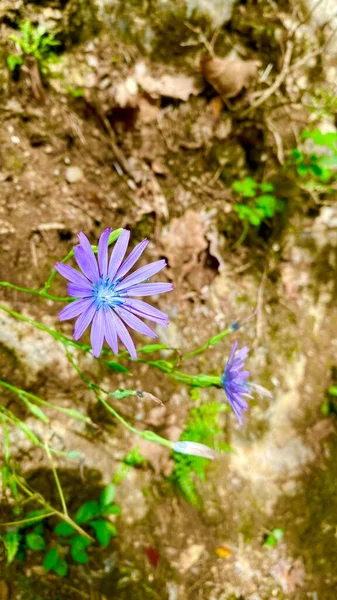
[55,228,173,359]
[221,340,251,425]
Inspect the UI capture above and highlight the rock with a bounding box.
[179,544,205,572]
[65,166,83,183]
[185,0,234,27]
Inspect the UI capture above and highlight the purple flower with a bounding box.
[221,340,251,425]
[55,229,173,359]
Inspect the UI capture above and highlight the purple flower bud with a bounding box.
[173,441,217,460]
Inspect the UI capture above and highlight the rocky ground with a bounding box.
[1,1,337,599]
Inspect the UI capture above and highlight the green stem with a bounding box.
[98,393,173,449]
[13,475,93,541]
[0,379,95,426]
[0,512,56,528]
[45,443,68,517]
[0,281,71,302]
[179,327,231,363]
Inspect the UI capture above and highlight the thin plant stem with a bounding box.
[13,475,93,541]
[0,512,56,528]
[45,443,68,517]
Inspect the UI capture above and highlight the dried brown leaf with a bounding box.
[200,55,260,99]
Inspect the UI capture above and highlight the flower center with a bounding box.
[93,277,122,309]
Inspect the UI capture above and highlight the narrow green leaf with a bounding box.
[104,360,130,373]
[137,344,168,354]
[2,530,21,564]
[100,484,116,507]
[111,389,135,399]
[23,399,49,424]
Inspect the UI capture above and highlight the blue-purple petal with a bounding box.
[111,310,137,359]
[55,262,90,286]
[67,283,93,298]
[103,307,118,354]
[73,301,96,340]
[77,232,99,281]
[115,306,157,339]
[98,227,112,277]
[108,229,130,280]
[90,309,105,357]
[121,299,169,326]
[74,246,99,283]
[115,239,149,280]
[126,282,173,297]
[115,259,167,292]
[58,298,92,321]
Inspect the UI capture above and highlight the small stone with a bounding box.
[65,166,83,183]
[180,544,205,572]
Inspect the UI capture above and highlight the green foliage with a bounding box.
[2,530,21,564]
[1,484,120,576]
[171,402,230,507]
[7,20,60,75]
[264,528,284,547]
[291,129,337,185]
[232,177,285,227]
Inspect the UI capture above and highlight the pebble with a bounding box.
[65,166,83,183]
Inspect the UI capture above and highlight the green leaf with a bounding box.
[75,500,100,524]
[137,344,168,354]
[7,54,23,71]
[328,385,337,396]
[43,547,59,570]
[101,504,121,516]
[53,557,68,576]
[54,521,75,536]
[104,360,130,373]
[264,534,276,547]
[256,195,276,218]
[100,484,116,507]
[232,177,256,197]
[259,182,274,192]
[22,399,49,424]
[111,389,135,399]
[2,530,21,564]
[272,528,284,540]
[70,535,91,563]
[297,164,308,177]
[124,446,145,466]
[32,523,44,535]
[1,465,10,491]
[88,520,115,547]
[25,533,46,551]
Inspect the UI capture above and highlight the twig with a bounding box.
[255,268,267,345]
[248,40,293,111]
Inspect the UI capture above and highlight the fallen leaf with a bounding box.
[134,61,204,101]
[215,545,233,558]
[145,546,160,568]
[200,55,260,99]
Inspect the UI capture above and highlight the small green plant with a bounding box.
[171,402,230,507]
[1,484,120,577]
[291,129,337,184]
[232,177,285,227]
[7,20,60,75]
[264,527,284,547]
